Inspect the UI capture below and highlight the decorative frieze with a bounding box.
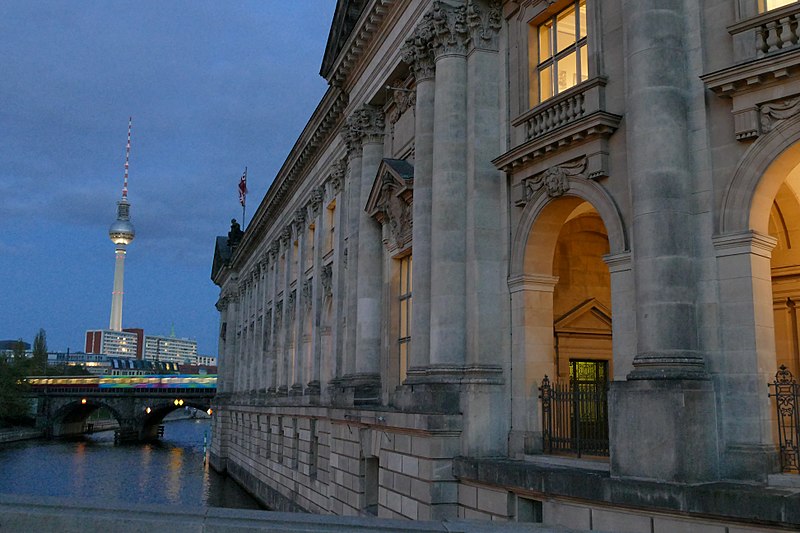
[761,97,800,134]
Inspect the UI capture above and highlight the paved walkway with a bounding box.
[0,426,42,444]
[0,494,585,533]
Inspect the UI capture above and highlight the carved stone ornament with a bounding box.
[387,80,416,125]
[321,264,333,299]
[309,187,324,218]
[302,278,313,310]
[294,207,307,230]
[342,105,385,157]
[280,226,292,246]
[366,159,414,253]
[760,97,800,134]
[431,1,470,56]
[287,290,296,315]
[270,240,280,258]
[466,0,502,50]
[525,157,587,200]
[328,158,347,195]
[401,11,436,80]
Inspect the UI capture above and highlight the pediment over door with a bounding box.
[365,158,414,255]
[554,298,612,337]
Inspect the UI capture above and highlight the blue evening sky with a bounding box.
[0,2,336,356]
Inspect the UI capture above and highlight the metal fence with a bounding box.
[769,365,800,473]
[539,375,609,457]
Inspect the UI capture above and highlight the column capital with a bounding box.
[343,105,385,155]
[402,11,436,81]
[466,0,502,51]
[293,207,307,232]
[431,1,470,57]
[327,157,347,195]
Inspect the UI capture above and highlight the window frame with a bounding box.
[397,255,412,383]
[532,0,588,105]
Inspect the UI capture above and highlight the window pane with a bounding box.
[539,65,553,101]
[556,51,577,94]
[407,256,412,291]
[556,5,576,54]
[579,0,587,39]
[400,300,408,336]
[765,0,797,11]
[399,343,408,381]
[580,43,588,82]
[400,260,407,291]
[539,20,552,61]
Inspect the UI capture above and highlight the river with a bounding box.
[0,418,262,510]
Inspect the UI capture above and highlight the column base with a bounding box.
[609,378,719,483]
[393,364,504,415]
[722,443,781,482]
[337,373,381,406]
[627,351,709,380]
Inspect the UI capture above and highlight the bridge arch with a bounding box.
[48,398,124,438]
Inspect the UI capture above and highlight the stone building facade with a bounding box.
[210,0,800,530]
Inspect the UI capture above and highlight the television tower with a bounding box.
[108,118,135,331]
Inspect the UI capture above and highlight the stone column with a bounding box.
[267,241,280,395]
[308,188,325,396]
[429,3,468,370]
[401,19,435,375]
[624,0,703,380]
[258,253,269,398]
[236,282,247,396]
[328,162,347,400]
[341,127,363,384]
[353,106,385,400]
[610,0,718,483]
[292,210,307,395]
[278,228,292,395]
[465,3,505,369]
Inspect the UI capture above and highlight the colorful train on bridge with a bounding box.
[24,374,217,389]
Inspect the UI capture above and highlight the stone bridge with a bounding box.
[29,380,214,442]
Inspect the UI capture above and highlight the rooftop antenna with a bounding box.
[122,117,132,198]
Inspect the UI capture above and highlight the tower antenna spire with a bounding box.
[122,117,132,198]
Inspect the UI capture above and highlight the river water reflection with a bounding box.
[0,418,262,509]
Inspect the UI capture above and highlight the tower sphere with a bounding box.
[109,219,135,245]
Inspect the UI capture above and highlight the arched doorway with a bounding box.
[716,116,800,478]
[509,179,628,457]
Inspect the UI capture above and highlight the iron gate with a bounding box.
[539,370,609,457]
[769,365,800,473]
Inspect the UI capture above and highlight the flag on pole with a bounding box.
[238,168,248,206]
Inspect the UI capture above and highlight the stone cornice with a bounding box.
[326,0,397,87]
[701,48,800,97]
[494,111,621,174]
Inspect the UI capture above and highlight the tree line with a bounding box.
[0,329,90,427]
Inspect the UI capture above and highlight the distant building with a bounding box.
[84,329,138,358]
[47,351,110,375]
[0,340,30,359]
[142,334,197,365]
[196,354,217,367]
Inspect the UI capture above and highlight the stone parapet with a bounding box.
[453,456,800,530]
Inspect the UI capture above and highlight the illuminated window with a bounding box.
[398,255,412,383]
[532,0,587,105]
[326,200,336,253]
[762,0,798,11]
[306,223,315,271]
